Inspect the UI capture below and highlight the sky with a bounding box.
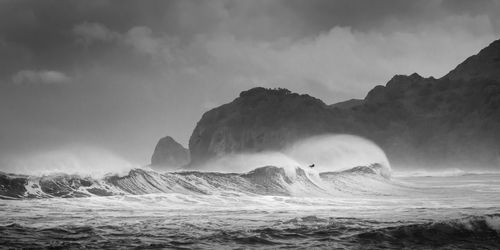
[0,0,499,168]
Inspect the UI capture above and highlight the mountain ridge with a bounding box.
[185,39,500,169]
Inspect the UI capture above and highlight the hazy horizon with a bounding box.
[1,0,500,165]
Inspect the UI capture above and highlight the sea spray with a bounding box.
[285,134,391,177]
[185,134,391,178]
[1,145,137,178]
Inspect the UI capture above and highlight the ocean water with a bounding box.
[1,166,499,249]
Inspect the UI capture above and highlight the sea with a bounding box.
[1,164,499,249]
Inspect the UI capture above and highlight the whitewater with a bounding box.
[1,135,499,249]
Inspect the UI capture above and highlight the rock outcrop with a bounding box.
[188,39,500,169]
[188,88,341,164]
[151,136,190,169]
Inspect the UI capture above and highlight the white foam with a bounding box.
[486,216,500,232]
[24,179,46,198]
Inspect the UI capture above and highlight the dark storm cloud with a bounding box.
[0,0,498,77]
[0,0,499,168]
[285,0,500,33]
[284,0,426,32]
[441,0,498,15]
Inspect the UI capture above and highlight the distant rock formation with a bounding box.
[187,39,500,169]
[151,136,190,169]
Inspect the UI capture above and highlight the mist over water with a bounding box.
[285,134,391,176]
[0,146,137,177]
[186,134,391,177]
[0,134,389,178]
[393,168,500,178]
[186,151,299,173]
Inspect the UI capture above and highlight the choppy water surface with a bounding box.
[1,169,500,249]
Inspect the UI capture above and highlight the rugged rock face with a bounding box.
[151,136,190,169]
[351,40,500,167]
[188,88,344,164]
[445,39,500,81]
[188,39,500,169]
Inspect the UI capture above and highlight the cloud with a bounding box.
[73,22,119,45]
[68,11,496,106]
[12,70,71,86]
[136,13,497,103]
[72,22,174,60]
[66,6,499,104]
[124,26,162,55]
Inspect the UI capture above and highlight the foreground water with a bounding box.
[1,169,500,249]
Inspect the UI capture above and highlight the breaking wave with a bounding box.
[0,164,396,199]
[0,134,397,199]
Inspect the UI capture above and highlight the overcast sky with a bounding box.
[1,0,499,168]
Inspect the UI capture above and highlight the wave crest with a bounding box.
[0,164,393,199]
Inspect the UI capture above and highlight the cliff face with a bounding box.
[188,88,340,164]
[151,136,190,169]
[350,73,500,167]
[351,40,500,167]
[188,39,500,169]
